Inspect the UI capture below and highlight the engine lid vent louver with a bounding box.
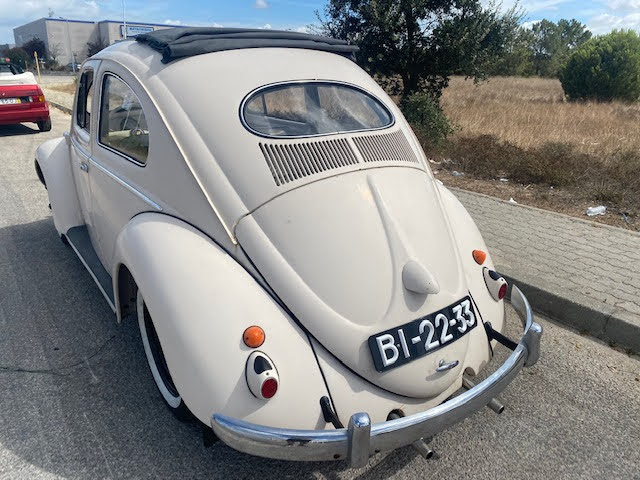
[260,138,358,186]
[353,130,419,164]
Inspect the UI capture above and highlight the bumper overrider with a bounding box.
[211,285,542,467]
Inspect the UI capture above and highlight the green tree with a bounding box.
[5,47,29,69]
[561,30,640,102]
[532,19,591,77]
[488,26,535,76]
[22,37,47,61]
[319,0,523,98]
[87,38,108,57]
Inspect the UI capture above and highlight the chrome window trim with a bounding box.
[75,68,94,134]
[70,136,91,161]
[96,72,148,168]
[100,61,237,245]
[239,80,396,140]
[89,158,163,211]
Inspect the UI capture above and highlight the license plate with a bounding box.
[0,98,20,105]
[368,296,478,372]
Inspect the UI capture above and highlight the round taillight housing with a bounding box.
[245,351,279,400]
[483,268,508,302]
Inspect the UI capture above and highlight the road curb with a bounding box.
[504,273,639,354]
[47,101,72,115]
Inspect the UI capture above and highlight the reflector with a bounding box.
[261,378,278,399]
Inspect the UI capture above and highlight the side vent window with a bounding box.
[98,74,149,165]
[76,70,93,132]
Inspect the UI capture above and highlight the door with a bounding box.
[70,61,102,259]
[90,70,153,272]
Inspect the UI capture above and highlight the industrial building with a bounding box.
[13,18,188,67]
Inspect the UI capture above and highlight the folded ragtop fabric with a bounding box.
[135,27,359,63]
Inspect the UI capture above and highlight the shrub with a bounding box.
[402,93,454,147]
[5,47,29,70]
[561,30,640,102]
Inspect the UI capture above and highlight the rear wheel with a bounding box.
[137,289,192,422]
[37,118,52,132]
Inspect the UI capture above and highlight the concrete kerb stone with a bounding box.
[503,272,639,353]
[47,101,72,116]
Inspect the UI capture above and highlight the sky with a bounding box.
[1,0,639,45]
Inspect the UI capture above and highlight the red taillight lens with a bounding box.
[261,378,278,399]
[498,283,508,300]
[31,95,45,103]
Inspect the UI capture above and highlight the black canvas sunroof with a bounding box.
[135,27,359,64]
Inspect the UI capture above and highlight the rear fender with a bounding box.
[35,136,83,235]
[437,184,505,374]
[111,213,330,428]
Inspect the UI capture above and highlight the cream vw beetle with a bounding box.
[35,28,542,467]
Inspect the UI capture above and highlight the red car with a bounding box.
[0,59,51,132]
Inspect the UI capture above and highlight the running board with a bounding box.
[65,226,115,312]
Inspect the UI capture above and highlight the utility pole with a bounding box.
[122,0,127,39]
[34,51,41,83]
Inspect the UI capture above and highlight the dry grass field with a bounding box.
[428,76,640,230]
[442,76,640,156]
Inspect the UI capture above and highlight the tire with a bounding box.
[137,290,193,422]
[38,118,52,132]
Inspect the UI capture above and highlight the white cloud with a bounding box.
[0,0,103,44]
[588,12,640,34]
[254,0,269,9]
[601,0,640,10]
[260,23,273,29]
[521,20,541,30]
[482,0,570,12]
[164,19,182,25]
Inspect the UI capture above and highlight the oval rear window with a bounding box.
[242,82,394,138]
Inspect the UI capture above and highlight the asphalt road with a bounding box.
[1,108,639,480]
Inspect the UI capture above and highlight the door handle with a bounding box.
[79,161,89,172]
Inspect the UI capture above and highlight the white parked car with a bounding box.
[35,28,542,467]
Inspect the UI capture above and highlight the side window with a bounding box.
[76,70,94,132]
[98,74,149,165]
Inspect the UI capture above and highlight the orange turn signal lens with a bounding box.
[243,326,265,348]
[472,250,487,265]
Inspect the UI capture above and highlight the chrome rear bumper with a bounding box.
[211,285,542,467]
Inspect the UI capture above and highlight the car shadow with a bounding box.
[0,123,40,137]
[0,217,422,479]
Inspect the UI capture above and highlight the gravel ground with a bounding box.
[0,109,639,480]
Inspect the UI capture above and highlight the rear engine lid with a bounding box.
[236,167,475,398]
